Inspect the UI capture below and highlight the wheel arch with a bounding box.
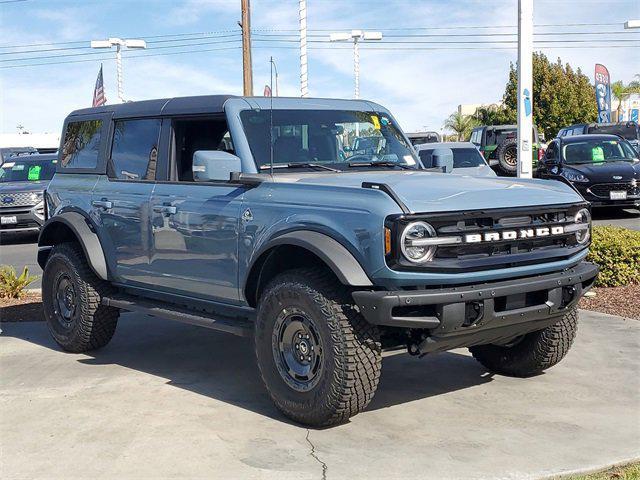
[244,230,372,307]
[37,211,109,280]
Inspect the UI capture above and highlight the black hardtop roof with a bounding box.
[68,94,238,119]
[559,133,623,143]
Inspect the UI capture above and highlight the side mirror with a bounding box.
[192,150,241,182]
[431,148,454,173]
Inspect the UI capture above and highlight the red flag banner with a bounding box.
[263,84,272,97]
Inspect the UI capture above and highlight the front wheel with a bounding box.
[470,308,578,377]
[42,243,119,353]
[255,269,381,427]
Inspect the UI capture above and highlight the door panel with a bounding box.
[148,183,244,302]
[91,176,154,284]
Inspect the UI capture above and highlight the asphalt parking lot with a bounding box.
[1,310,638,479]
[0,208,637,289]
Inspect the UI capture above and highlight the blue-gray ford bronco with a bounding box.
[39,95,598,426]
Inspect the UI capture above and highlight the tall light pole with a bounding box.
[90,38,146,103]
[516,0,533,179]
[329,30,382,99]
[299,0,309,97]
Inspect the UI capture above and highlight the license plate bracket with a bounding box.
[609,191,627,200]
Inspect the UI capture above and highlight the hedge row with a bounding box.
[587,226,640,287]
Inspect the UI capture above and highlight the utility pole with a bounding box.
[240,0,253,96]
[299,0,309,97]
[329,30,382,99]
[90,38,146,103]
[516,0,533,178]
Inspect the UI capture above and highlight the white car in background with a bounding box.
[414,141,496,177]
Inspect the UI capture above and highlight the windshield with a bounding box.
[587,124,639,140]
[418,147,486,168]
[562,139,638,164]
[240,109,419,171]
[0,157,57,183]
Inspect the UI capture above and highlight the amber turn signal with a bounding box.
[384,227,392,255]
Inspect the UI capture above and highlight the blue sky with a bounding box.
[1,0,638,135]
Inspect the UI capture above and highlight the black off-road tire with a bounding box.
[495,137,518,175]
[469,308,578,377]
[42,242,119,352]
[255,268,381,427]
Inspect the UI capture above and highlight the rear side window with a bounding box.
[60,120,103,169]
[110,119,161,180]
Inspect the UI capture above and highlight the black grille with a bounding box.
[588,182,638,198]
[387,203,588,272]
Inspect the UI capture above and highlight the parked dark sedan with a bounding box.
[537,134,639,210]
[0,153,57,234]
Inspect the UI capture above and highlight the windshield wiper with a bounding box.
[348,160,414,170]
[259,163,340,172]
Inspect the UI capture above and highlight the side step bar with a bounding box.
[102,294,253,337]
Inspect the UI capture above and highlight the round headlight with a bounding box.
[574,208,591,244]
[400,221,437,263]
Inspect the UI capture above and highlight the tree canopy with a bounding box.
[500,52,598,138]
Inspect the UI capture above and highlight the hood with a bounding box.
[0,181,48,194]
[274,170,582,213]
[564,161,640,182]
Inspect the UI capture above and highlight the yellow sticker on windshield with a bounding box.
[371,115,381,130]
[592,146,604,162]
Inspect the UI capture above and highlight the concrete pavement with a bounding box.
[1,310,638,479]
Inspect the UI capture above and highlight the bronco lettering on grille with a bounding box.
[464,226,564,243]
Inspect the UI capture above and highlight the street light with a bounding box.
[329,30,383,99]
[90,38,147,103]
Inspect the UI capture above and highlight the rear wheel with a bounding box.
[255,268,381,427]
[495,138,518,175]
[42,243,119,352]
[470,308,578,377]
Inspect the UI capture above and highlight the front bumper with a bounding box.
[353,262,598,353]
[0,204,45,233]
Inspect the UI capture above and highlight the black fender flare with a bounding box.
[253,230,373,287]
[37,211,109,280]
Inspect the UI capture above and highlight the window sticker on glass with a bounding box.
[371,115,381,130]
[12,164,24,171]
[592,146,605,162]
[27,165,42,181]
[380,116,390,126]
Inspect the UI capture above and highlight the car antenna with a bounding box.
[269,56,274,176]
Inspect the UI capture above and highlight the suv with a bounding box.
[38,96,597,427]
[470,125,543,176]
[558,121,640,154]
[0,153,57,234]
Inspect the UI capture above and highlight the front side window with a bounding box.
[110,119,161,180]
[240,109,418,171]
[60,120,103,169]
[563,139,638,164]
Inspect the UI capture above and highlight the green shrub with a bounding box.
[587,226,640,287]
[0,266,38,299]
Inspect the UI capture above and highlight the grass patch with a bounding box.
[562,462,640,479]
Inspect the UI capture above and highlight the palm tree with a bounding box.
[443,112,477,141]
[611,77,640,121]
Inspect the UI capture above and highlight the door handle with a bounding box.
[92,199,112,210]
[153,204,177,215]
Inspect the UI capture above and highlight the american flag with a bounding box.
[92,64,106,107]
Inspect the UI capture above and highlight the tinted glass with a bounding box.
[418,147,486,168]
[0,156,57,183]
[562,139,638,164]
[60,120,102,169]
[111,119,161,180]
[587,124,639,140]
[240,109,418,171]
